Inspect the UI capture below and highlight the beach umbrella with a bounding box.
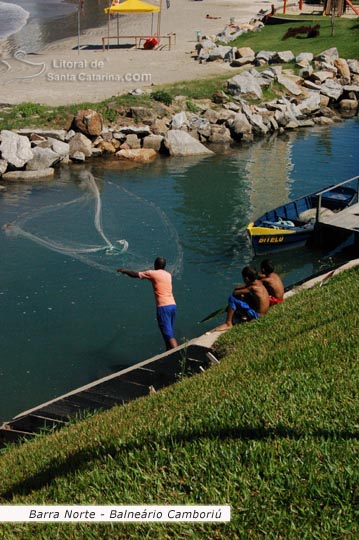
[104,0,160,14]
[104,0,161,46]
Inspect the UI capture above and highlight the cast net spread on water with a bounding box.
[4,171,183,277]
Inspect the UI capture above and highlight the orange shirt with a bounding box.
[138,269,176,307]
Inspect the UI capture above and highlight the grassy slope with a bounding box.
[1,266,359,539]
[231,17,359,59]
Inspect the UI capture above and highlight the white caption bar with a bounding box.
[0,505,230,522]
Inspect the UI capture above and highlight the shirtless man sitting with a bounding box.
[259,259,284,306]
[213,266,270,331]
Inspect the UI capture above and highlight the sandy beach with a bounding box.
[0,0,280,106]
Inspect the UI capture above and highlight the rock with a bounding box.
[296,52,314,66]
[17,129,67,141]
[2,168,55,181]
[227,71,263,100]
[334,58,351,82]
[69,133,92,158]
[125,134,141,149]
[164,130,213,156]
[203,109,220,124]
[91,148,104,157]
[303,80,321,91]
[129,106,157,124]
[97,140,116,153]
[348,59,359,75]
[0,159,8,176]
[47,137,70,157]
[70,151,86,162]
[312,70,334,83]
[208,125,232,144]
[171,111,189,129]
[26,146,61,170]
[315,47,339,64]
[256,50,276,64]
[216,109,236,124]
[0,130,33,168]
[273,50,295,63]
[65,129,76,141]
[143,135,164,152]
[212,90,228,104]
[313,116,334,126]
[208,46,235,62]
[231,56,255,67]
[73,109,103,137]
[297,93,321,115]
[229,112,253,142]
[285,120,300,129]
[236,46,255,58]
[299,65,313,79]
[247,113,269,135]
[320,79,344,100]
[115,148,157,162]
[150,118,169,136]
[338,99,358,112]
[117,125,152,137]
[319,94,330,108]
[277,73,302,96]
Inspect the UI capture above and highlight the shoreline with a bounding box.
[0,0,275,106]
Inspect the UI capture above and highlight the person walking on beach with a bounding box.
[117,257,178,350]
[259,259,284,306]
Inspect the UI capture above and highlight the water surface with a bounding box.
[0,119,358,423]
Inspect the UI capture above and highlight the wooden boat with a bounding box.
[247,183,357,255]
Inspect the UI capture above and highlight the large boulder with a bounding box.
[0,130,33,168]
[315,47,339,64]
[320,79,344,100]
[69,133,92,158]
[164,130,213,156]
[47,137,70,157]
[228,112,253,142]
[115,148,157,162]
[3,168,55,182]
[297,93,321,116]
[334,58,351,82]
[26,147,61,171]
[72,109,103,137]
[227,71,263,100]
[277,73,302,96]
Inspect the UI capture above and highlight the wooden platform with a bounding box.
[319,202,359,233]
[0,332,221,448]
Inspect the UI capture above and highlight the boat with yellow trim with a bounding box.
[247,181,358,255]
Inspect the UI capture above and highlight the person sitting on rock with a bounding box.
[213,266,270,331]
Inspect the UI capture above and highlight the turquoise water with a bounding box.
[1,119,358,423]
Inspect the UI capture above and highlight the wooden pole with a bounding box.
[157,0,162,37]
[283,0,287,14]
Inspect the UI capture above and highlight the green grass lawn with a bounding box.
[1,266,359,539]
[231,17,359,59]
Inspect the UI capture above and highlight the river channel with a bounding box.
[0,118,358,423]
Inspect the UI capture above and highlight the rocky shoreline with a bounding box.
[0,46,358,185]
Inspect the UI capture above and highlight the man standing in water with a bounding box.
[117,257,178,350]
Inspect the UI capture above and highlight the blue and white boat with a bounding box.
[247,181,358,255]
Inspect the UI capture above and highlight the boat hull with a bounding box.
[246,181,358,256]
[248,224,312,255]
